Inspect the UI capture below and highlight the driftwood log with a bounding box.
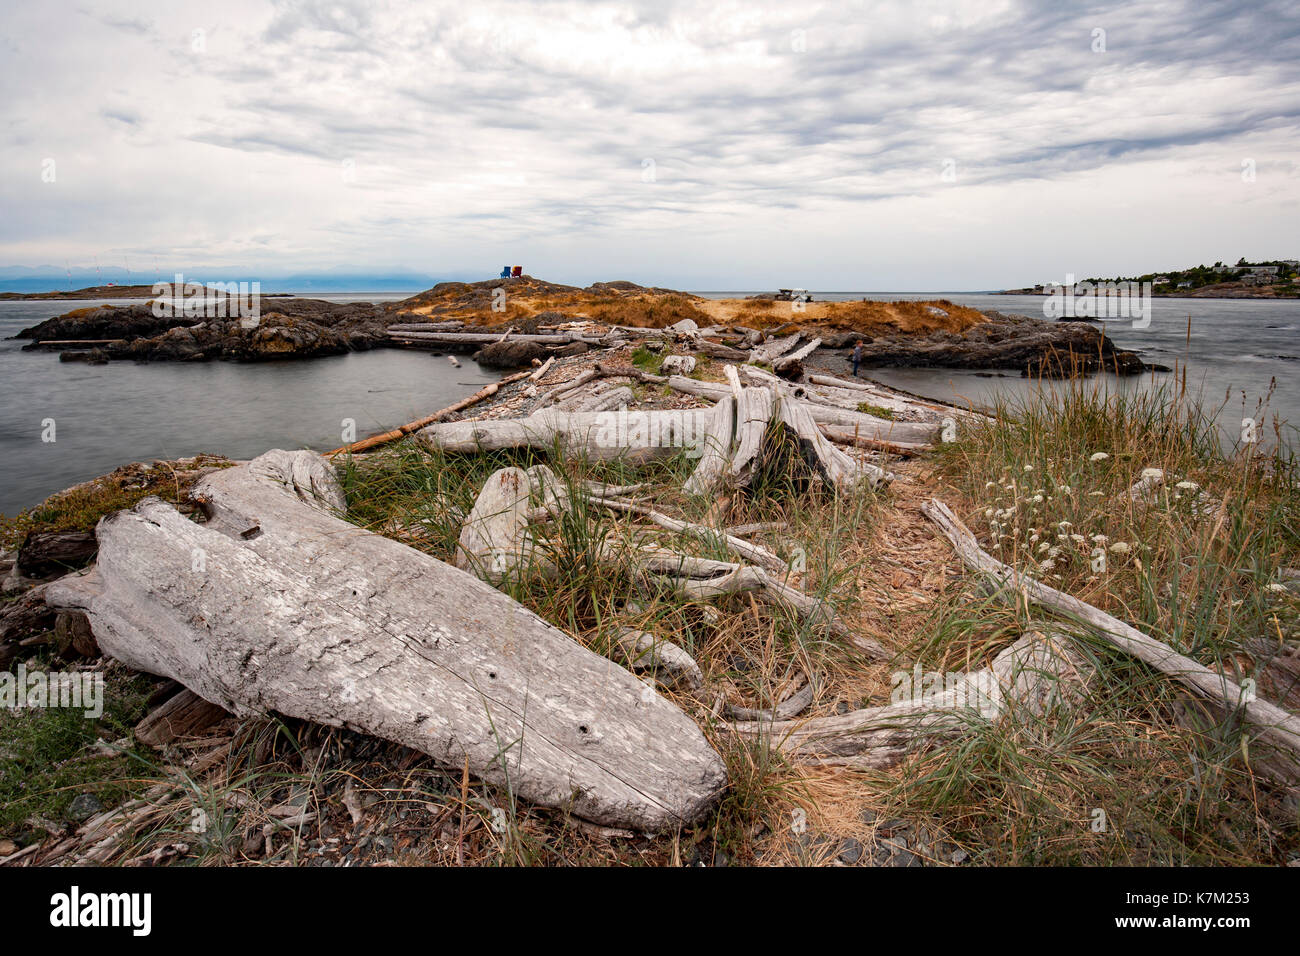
[46,449,727,830]
[733,628,1094,769]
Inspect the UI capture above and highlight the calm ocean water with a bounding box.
[0,294,497,517]
[2,290,1297,517]
[702,291,1300,450]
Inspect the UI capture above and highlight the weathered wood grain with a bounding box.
[46,450,727,831]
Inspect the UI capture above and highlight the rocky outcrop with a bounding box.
[830,311,1152,377]
[17,298,393,362]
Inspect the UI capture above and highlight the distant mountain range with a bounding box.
[0,265,451,294]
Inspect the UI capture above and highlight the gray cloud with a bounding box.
[1,0,1298,289]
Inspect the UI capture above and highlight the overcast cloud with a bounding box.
[2,0,1298,289]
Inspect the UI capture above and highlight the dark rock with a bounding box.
[552,341,589,357]
[472,340,548,368]
[838,837,864,864]
[813,310,1151,377]
[67,793,102,823]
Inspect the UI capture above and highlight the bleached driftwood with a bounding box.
[612,629,704,691]
[725,671,816,721]
[922,497,1300,782]
[733,629,1093,768]
[773,337,821,378]
[45,450,727,831]
[749,333,803,366]
[682,394,738,496]
[455,464,565,582]
[419,407,714,461]
[666,374,936,444]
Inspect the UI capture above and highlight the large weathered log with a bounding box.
[419,407,715,461]
[46,450,727,831]
[773,337,821,378]
[922,497,1300,782]
[455,464,565,582]
[749,332,802,366]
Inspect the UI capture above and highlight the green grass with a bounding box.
[856,403,895,420]
[0,657,154,839]
[880,375,1300,864]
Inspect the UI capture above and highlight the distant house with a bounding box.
[1248,265,1280,275]
[1176,281,1192,288]
[1153,276,1170,284]
[1212,264,1236,273]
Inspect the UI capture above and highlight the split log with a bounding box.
[773,337,821,378]
[777,389,892,491]
[749,333,802,366]
[135,689,229,748]
[730,387,777,488]
[46,449,727,831]
[665,374,935,443]
[682,395,737,496]
[922,497,1300,782]
[455,465,565,582]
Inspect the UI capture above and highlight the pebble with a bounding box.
[66,793,102,823]
[838,837,864,864]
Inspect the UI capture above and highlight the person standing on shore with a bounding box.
[852,340,863,377]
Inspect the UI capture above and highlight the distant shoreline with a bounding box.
[999,286,1300,300]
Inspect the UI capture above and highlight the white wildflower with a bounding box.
[1089,452,1109,462]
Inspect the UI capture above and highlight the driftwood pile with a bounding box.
[25,331,1300,850]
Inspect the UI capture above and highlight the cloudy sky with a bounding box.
[2,0,1298,289]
